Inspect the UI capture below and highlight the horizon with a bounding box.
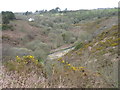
[0,0,119,13]
[1,7,118,13]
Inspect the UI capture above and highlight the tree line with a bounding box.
[23,7,68,15]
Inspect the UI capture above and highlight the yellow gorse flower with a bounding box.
[61,60,65,63]
[15,55,40,65]
[67,64,71,66]
[55,55,86,71]
[29,55,34,58]
[36,59,39,62]
[16,56,20,60]
[71,67,77,71]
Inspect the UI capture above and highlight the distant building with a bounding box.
[28,18,34,22]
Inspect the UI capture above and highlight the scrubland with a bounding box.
[1,8,119,88]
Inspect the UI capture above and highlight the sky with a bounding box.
[0,0,119,12]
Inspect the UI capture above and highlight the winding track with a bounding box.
[48,47,74,60]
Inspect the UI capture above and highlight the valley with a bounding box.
[1,8,119,88]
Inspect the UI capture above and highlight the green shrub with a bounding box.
[48,33,64,49]
[26,40,49,51]
[74,42,84,50]
[32,48,48,60]
[26,40,50,60]
[2,45,33,62]
[61,31,75,44]
[10,47,32,57]
[2,24,13,30]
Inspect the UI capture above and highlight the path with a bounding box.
[48,46,74,60]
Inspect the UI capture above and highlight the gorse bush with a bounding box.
[4,55,43,72]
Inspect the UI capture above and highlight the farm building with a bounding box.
[28,18,34,22]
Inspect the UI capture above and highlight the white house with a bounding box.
[28,18,34,22]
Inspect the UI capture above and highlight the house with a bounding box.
[28,18,34,22]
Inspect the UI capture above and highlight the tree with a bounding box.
[2,11,16,24]
[24,11,32,15]
[55,7,61,12]
[49,7,61,13]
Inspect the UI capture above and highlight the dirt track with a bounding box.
[48,47,74,60]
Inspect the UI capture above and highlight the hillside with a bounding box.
[61,25,119,87]
[1,8,119,88]
[44,23,119,88]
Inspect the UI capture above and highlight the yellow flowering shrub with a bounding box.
[5,55,43,72]
[16,55,39,65]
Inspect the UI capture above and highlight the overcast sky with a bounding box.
[0,0,119,12]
